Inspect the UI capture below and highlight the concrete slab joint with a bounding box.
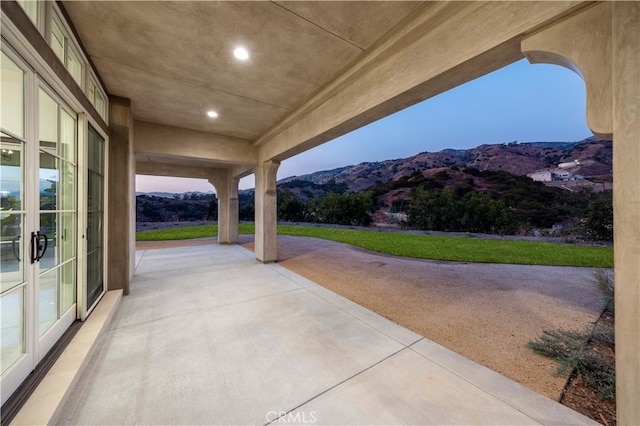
[254,160,280,263]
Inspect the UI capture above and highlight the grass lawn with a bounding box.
[136,224,613,268]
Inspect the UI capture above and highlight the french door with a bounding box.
[86,124,104,312]
[1,47,78,405]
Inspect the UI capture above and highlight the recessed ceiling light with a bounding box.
[233,46,249,61]
[207,110,218,118]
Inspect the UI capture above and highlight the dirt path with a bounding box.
[137,235,603,400]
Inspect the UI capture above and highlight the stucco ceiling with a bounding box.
[62,1,423,142]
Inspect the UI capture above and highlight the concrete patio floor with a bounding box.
[58,244,596,425]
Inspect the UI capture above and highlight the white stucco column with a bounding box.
[209,175,239,244]
[107,96,135,295]
[612,3,640,424]
[254,160,280,263]
[523,3,640,423]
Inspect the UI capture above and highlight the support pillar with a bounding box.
[523,3,640,423]
[107,97,135,295]
[612,3,640,424]
[209,175,239,244]
[254,160,280,263]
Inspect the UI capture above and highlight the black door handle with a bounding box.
[30,231,37,264]
[36,232,48,261]
[12,235,20,262]
[30,231,49,263]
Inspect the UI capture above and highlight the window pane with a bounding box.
[60,260,75,313]
[1,52,25,139]
[39,89,58,146]
[60,212,75,264]
[60,109,76,162]
[0,139,23,210]
[1,287,25,374]
[39,212,57,272]
[39,151,58,211]
[0,214,24,293]
[39,267,58,336]
[66,47,83,87]
[95,92,105,119]
[16,0,38,27]
[60,160,75,211]
[51,21,65,62]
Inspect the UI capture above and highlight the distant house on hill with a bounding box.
[528,169,584,182]
[553,170,574,180]
[528,170,553,182]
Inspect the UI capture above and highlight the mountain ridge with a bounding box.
[278,137,611,197]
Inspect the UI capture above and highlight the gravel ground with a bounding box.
[136,234,604,401]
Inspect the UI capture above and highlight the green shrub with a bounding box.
[528,270,616,401]
[593,269,614,313]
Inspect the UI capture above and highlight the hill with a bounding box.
[136,191,215,198]
[136,137,613,239]
[278,137,611,198]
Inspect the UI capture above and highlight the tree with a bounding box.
[277,190,306,222]
[407,188,461,231]
[310,191,373,226]
[205,196,218,221]
[408,188,515,234]
[461,191,515,234]
[580,190,613,241]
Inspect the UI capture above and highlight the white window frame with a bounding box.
[16,0,44,33]
[87,72,108,122]
[47,5,85,90]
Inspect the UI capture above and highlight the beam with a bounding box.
[255,1,586,163]
[134,120,258,167]
[136,160,227,181]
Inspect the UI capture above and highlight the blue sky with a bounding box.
[136,59,592,193]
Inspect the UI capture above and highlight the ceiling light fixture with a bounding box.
[233,46,249,61]
[207,110,218,118]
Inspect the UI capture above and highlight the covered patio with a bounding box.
[2,1,638,423]
[56,243,594,425]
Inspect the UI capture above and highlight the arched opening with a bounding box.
[135,175,218,233]
[266,58,612,420]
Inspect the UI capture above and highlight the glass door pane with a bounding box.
[1,140,25,291]
[1,52,24,139]
[37,88,77,336]
[38,267,57,335]
[86,125,104,309]
[1,51,27,376]
[0,287,25,374]
[0,141,26,373]
[39,154,58,272]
